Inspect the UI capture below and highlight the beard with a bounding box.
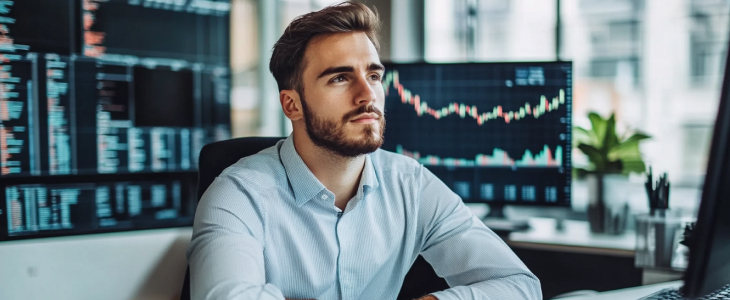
[300,96,386,158]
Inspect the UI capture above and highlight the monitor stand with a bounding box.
[482,203,530,237]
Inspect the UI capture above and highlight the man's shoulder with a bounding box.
[218,145,285,188]
[371,148,423,175]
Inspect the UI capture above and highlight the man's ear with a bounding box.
[280,89,303,121]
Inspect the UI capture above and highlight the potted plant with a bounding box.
[574,112,651,234]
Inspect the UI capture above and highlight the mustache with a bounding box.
[342,105,383,122]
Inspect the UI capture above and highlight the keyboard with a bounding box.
[641,284,730,300]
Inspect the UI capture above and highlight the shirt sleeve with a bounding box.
[416,167,542,300]
[186,174,285,300]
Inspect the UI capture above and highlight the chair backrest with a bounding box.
[181,136,283,300]
[196,137,284,199]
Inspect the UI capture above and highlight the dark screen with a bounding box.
[133,66,195,127]
[5,0,75,55]
[683,31,730,296]
[83,0,229,64]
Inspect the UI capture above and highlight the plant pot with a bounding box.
[586,173,631,235]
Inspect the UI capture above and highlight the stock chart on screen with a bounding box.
[382,62,572,206]
[0,0,231,241]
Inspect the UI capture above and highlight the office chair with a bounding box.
[179,136,447,300]
[180,136,283,300]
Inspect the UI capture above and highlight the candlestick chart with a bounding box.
[381,62,572,205]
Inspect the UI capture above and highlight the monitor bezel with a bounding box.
[682,32,730,298]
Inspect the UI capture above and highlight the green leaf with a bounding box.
[573,126,595,148]
[622,132,651,144]
[621,159,647,175]
[588,112,607,148]
[608,140,642,161]
[580,111,650,175]
[603,113,620,153]
[578,143,606,171]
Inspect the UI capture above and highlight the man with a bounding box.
[186,2,541,299]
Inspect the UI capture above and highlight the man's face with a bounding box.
[298,32,386,157]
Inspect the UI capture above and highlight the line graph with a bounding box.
[383,70,566,125]
[381,62,572,205]
[396,144,562,168]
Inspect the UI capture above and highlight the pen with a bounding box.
[645,168,671,213]
[646,167,655,214]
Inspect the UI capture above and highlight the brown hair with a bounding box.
[269,1,381,92]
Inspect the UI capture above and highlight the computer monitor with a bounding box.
[381,62,572,218]
[681,31,730,298]
[0,0,231,242]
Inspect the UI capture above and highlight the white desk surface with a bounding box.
[557,281,683,299]
[506,218,636,257]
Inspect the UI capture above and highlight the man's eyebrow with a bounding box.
[368,63,385,72]
[316,63,385,79]
[317,66,355,79]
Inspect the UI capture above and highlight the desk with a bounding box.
[398,218,673,300]
[508,218,635,257]
[558,281,683,299]
[505,218,644,299]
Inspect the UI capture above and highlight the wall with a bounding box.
[0,228,192,300]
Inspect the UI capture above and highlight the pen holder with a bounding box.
[635,210,688,270]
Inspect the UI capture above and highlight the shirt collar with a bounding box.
[280,135,327,206]
[360,153,380,196]
[279,135,381,207]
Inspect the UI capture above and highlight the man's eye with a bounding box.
[332,75,346,83]
[370,74,382,81]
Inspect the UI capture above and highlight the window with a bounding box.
[423,0,730,212]
[690,0,730,85]
[426,0,556,61]
[562,0,728,205]
[229,0,345,138]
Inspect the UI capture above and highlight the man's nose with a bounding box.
[353,76,377,106]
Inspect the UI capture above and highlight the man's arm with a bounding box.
[187,175,286,300]
[416,167,542,300]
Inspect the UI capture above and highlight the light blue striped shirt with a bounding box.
[186,136,541,300]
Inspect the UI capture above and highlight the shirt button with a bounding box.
[321,194,328,200]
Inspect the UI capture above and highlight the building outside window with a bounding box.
[425,0,730,212]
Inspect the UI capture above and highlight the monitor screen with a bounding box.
[381,62,572,206]
[0,0,231,242]
[81,0,230,64]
